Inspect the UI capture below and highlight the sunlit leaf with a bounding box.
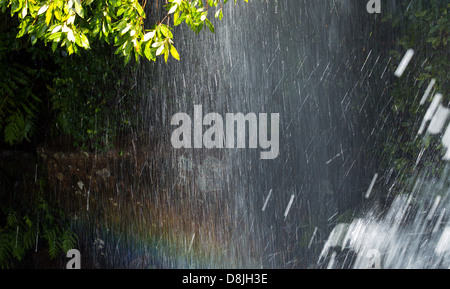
[169,44,180,60]
[37,4,49,15]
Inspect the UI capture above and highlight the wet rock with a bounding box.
[56,173,64,181]
[96,168,111,179]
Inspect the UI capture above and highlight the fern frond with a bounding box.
[61,229,78,254]
[6,211,18,227]
[43,229,59,259]
[0,234,13,269]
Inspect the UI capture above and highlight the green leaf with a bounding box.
[30,34,38,45]
[21,2,27,19]
[45,5,53,26]
[79,33,90,49]
[143,31,155,42]
[169,44,180,60]
[152,41,163,48]
[205,19,214,33]
[200,12,207,22]
[24,216,33,228]
[67,29,75,42]
[74,0,84,18]
[215,9,223,20]
[156,43,165,56]
[164,45,169,62]
[143,42,153,60]
[37,4,49,15]
[168,4,178,14]
[160,25,173,38]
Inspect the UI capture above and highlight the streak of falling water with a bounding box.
[56,1,447,269]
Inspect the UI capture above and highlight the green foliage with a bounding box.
[0,16,130,149]
[0,0,248,147]
[0,25,44,145]
[1,0,247,63]
[380,1,449,184]
[0,182,78,269]
[49,41,137,151]
[0,211,35,268]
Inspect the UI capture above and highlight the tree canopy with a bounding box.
[0,0,247,147]
[1,0,247,63]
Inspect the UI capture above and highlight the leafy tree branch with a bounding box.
[1,0,247,63]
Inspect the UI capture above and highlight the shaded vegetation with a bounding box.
[0,1,247,268]
[0,156,77,269]
[380,0,449,190]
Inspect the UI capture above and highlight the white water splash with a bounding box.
[320,171,450,269]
